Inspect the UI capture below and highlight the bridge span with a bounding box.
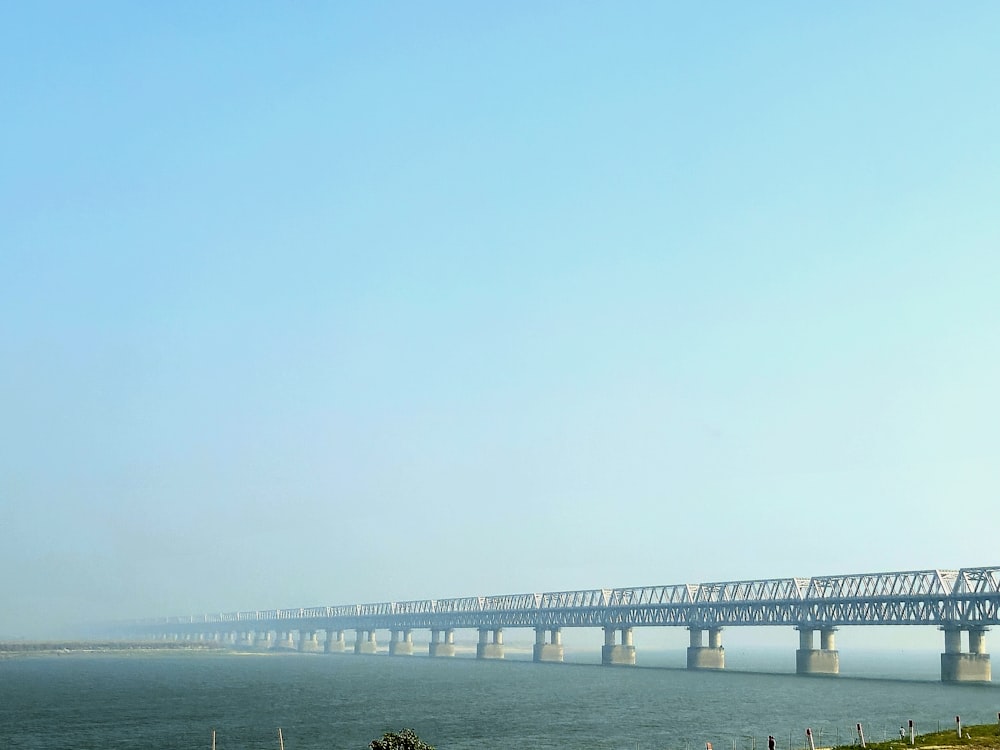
[127,566,1000,683]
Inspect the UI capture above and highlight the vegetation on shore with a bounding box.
[832,723,1000,750]
[368,726,1000,750]
[370,729,435,750]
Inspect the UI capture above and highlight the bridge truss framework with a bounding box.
[132,566,1000,634]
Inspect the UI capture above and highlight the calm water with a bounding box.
[1,649,998,750]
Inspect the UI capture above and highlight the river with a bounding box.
[1,648,997,750]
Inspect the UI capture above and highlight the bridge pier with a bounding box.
[389,629,414,655]
[941,626,991,682]
[795,626,839,675]
[602,626,636,666]
[299,630,322,653]
[477,628,505,659]
[687,626,725,670]
[273,631,296,651]
[325,629,346,653]
[354,629,378,655]
[533,627,564,662]
[429,628,457,657]
[255,630,273,650]
[237,631,255,649]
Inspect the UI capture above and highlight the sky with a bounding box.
[2,2,999,645]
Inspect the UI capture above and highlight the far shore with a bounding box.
[0,641,231,657]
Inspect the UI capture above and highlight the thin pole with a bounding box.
[278,728,285,750]
[212,729,216,750]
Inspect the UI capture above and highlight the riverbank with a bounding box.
[0,640,227,657]
[833,724,1000,750]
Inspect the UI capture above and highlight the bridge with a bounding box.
[125,566,1000,683]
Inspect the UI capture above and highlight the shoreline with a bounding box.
[0,641,230,657]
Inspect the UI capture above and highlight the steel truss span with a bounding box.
[131,566,1000,635]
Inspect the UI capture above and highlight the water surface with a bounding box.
[1,650,996,750]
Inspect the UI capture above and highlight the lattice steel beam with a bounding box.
[126,566,1000,636]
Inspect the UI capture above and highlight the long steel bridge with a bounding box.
[127,566,1000,683]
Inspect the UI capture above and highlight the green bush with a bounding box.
[369,729,435,750]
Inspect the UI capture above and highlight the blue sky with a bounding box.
[2,2,999,645]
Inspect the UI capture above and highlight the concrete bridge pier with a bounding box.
[477,628,505,659]
[687,626,725,670]
[354,629,378,655]
[255,630,273,650]
[602,626,636,665]
[299,630,322,653]
[274,631,296,651]
[795,626,839,675]
[533,627,564,662]
[237,631,255,649]
[941,626,991,682]
[389,629,415,655]
[325,629,346,653]
[429,628,457,657]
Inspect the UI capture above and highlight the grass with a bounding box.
[831,724,1000,750]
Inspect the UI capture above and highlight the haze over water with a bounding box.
[2,651,997,750]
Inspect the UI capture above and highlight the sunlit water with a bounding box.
[1,649,997,750]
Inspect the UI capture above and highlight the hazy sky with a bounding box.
[2,2,999,643]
